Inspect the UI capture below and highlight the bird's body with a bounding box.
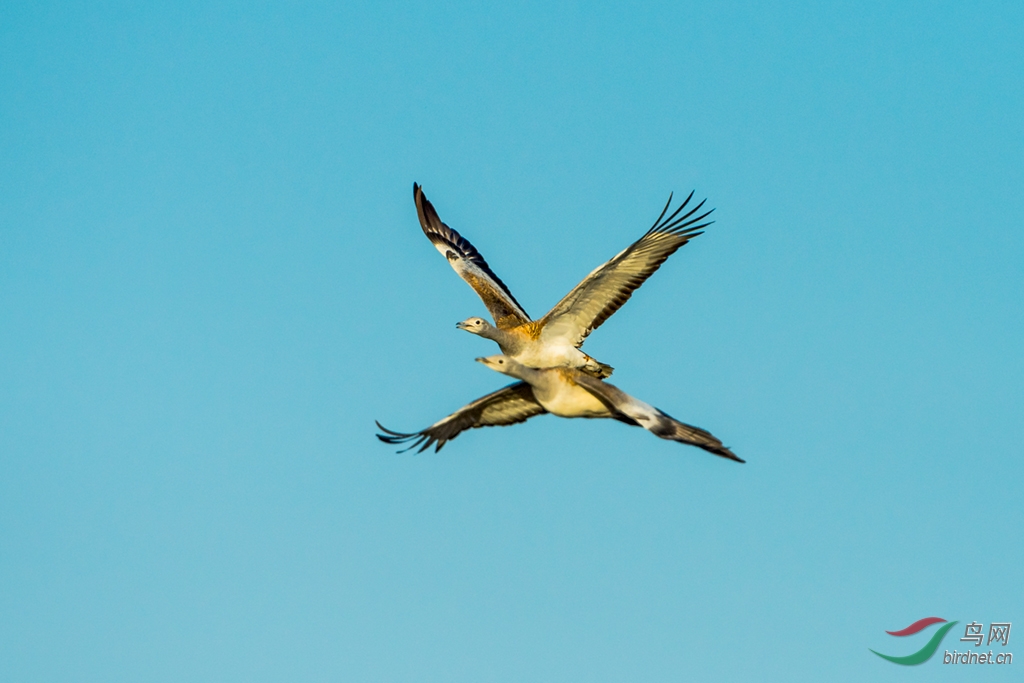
[415,184,713,379]
[513,366,610,418]
[455,317,608,378]
[377,355,742,462]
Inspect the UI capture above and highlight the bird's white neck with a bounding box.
[480,325,524,355]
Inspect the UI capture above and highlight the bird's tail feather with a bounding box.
[581,354,614,379]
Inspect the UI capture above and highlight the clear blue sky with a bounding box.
[1,1,1021,681]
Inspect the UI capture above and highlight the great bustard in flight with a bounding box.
[377,355,741,462]
[414,184,713,379]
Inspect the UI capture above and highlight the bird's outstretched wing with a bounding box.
[414,183,531,329]
[376,381,545,453]
[644,411,742,462]
[572,373,743,462]
[538,192,713,347]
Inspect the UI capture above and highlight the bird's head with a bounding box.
[475,354,516,375]
[456,317,490,335]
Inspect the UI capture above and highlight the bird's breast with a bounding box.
[537,383,610,418]
[514,341,582,369]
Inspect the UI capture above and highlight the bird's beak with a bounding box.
[474,357,486,364]
[456,321,468,330]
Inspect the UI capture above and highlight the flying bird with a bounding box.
[414,184,713,379]
[376,355,741,462]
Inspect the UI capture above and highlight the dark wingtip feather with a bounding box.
[398,440,422,454]
[375,420,430,454]
[707,444,744,463]
[646,190,711,237]
[660,200,714,235]
[375,420,411,437]
[647,192,675,235]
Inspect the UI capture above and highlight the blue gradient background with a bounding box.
[1,2,1021,680]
